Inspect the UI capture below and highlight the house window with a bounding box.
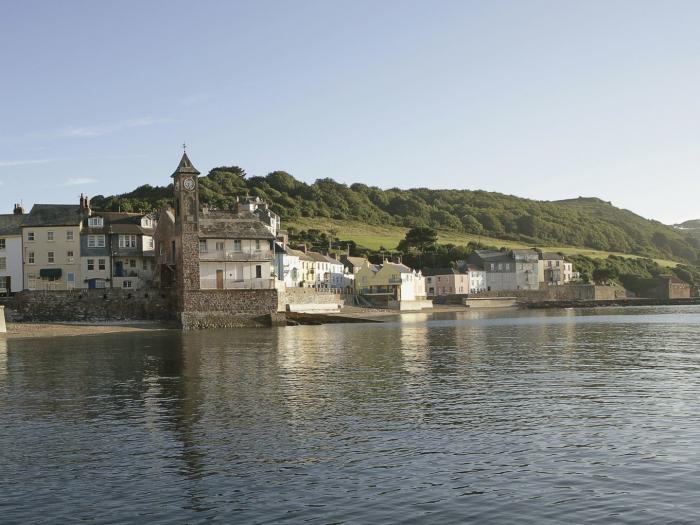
[122,280,133,289]
[47,231,54,241]
[87,259,95,271]
[255,265,262,278]
[141,218,152,228]
[0,238,5,250]
[67,250,74,262]
[233,240,242,252]
[0,257,5,270]
[158,243,164,256]
[27,232,34,241]
[143,236,154,250]
[199,240,207,253]
[255,239,261,251]
[88,235,105,248]
[216,242,224,251]
[88,217,103,227]
[119,235,137,248]
[130,259,136,268]
[143,260,148,270]
[98,259,106,271]
[48,251,55,263]
[28,252,35,264]
[66,230,74,241]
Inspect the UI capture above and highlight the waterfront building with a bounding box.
[468,249,540,292]
[355,260,429,305]
[80,209,157,289]
[154,153,276,290]
[274,243,305,288]
[21,201,85,290]
[539,252,576,285]
[0,205,26,294]
[422,266,486,297]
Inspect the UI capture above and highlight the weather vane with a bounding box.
[182,142,187,152]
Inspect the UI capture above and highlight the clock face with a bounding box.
[183,177,195,191]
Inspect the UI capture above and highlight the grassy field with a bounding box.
[287,218,680,268]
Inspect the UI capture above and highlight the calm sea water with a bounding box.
[3,306,700,524]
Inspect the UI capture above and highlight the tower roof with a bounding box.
[171,152,200,177]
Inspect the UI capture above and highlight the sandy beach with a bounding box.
[2,321,171,339]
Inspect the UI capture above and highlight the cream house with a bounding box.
[22,203,85,290]
[355,260,431,310]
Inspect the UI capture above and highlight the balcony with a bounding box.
[199,278,276,290]
[199,250,273,262]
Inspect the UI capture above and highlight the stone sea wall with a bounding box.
[180,289,281,329]
[2,289,177,323]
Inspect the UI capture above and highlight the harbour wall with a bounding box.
[1,289,177,323]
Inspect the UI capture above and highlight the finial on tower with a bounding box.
[182,142,187,152]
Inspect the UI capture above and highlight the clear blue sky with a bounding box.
[1,1,699,224]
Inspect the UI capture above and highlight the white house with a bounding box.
[0,206,26,294]
[275,243,305,288]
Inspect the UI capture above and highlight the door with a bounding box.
[216,269,224,290]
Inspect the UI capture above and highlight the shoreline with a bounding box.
[2,321,173,339]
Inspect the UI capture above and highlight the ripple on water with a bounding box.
[3,307,700,524]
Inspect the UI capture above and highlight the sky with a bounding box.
[1,0,700,224]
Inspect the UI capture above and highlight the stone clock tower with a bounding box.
[172,151,201,293]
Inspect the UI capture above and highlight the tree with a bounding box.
[592,267,619,284]
[398,227,438,253]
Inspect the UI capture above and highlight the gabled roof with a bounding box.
[171,152,200,177]
[23,204,83,227]
[342,256,368,269]
[0,214,25,235]
[382,262,413,274]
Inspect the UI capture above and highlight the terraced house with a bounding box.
[80,207,157,289]
[22,202,85,290]
[0,205,26,295]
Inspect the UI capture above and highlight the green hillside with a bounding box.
[90,165,700,265]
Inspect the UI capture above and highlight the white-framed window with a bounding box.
[122,280,133,289]
[66,230,74,241]
[28,252,35,264]
[67,250,74,262]
[143,236,154,250]
[141,217,153,228]
[216,241,224,251]
[233,240,242,252]
[48,251,55,264]
[199,240,207,253]
[47,231,54,241]
[67,272,75,283]
[88,235,105,248]
[0,257,5,270]
[88,217,103,227]
[255,239,261,251]
[118,235,137,248]
[0,238,5,250]
[98,259,106,271]
[255,265,262,278]
[27,232,34,241]
[87,259,95,271]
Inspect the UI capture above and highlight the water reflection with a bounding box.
[4,306,700,524]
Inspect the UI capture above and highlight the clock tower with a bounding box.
[171,150,201,293]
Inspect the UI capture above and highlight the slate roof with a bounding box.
[343,256,368,269]
[82,212,156,235]
[0,214,25,235]
[198,216,275,239]
[23,204,83,227]
[171,152,200,177]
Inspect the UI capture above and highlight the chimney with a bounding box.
[13,203,24,215]
[79,193,85,209]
